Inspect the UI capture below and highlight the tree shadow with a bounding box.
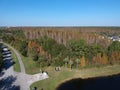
[0,53,15,78]
[0,59,15,77]
[2,57,15,70]
[0,71,4,77]
[56,74,120,90]
[0,75,20,90]
[2,50,11,55]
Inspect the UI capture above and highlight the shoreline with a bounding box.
[74,64,120,79]
[30,64,120,90]
[58,64,120,85]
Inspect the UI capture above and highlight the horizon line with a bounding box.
[0,26,120,28]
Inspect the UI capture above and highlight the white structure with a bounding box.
[109,36,120,42]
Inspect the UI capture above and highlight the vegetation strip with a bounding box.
[10,48,21,72]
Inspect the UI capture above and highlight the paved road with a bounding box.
[0,42,49,90]
[2,42,26,73]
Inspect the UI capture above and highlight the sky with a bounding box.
[0,0,120,26]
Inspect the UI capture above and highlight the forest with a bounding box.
[0,27,120,69]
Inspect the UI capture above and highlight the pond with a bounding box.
[57,74,120,90]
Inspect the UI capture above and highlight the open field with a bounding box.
[30,64,120,90]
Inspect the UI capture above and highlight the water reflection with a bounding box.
[57,74,120,90]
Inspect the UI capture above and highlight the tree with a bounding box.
[12,30,25,40]
[37,55,47,68]
[90,44,105,56]
[30,47,39,61]
[63,57,69,67]
[102,53,108,64]
[75,58,79,69]
[108,41,120,63]
[52,53,64,67]
[80,56,86,67]
[96,53,102,64]
[33,53,39,61]
[69,59,73,69]
[42,36,67,57]
[67,39,88,58]
[108,41,120,54]
[19,41,28,57]
[2,35,15,44]
[86,44,105,63]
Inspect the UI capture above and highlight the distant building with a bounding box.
[109,36,120,42]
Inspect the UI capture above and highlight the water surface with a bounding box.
[57,74,120,90]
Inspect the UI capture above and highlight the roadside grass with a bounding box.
[10,49,21,72]
[30,64,120,90]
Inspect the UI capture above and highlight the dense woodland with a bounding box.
[0,27,120,69]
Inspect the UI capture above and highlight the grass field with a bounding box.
[30,64,120,90]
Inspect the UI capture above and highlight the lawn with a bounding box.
[30,64,120,90]
[20,55,40,74]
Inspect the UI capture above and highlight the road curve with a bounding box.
[2,42,26,74]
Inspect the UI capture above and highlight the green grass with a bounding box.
[30,64,120,90]
[30,67,75,90]
[20,55,40,74]
[11,50,21,72]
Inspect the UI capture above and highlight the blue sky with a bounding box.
[0,0,120,26]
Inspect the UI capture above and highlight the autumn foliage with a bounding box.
[79,56,86,67]
[0,27,120,68]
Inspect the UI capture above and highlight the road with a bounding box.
[0,42,49,90]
